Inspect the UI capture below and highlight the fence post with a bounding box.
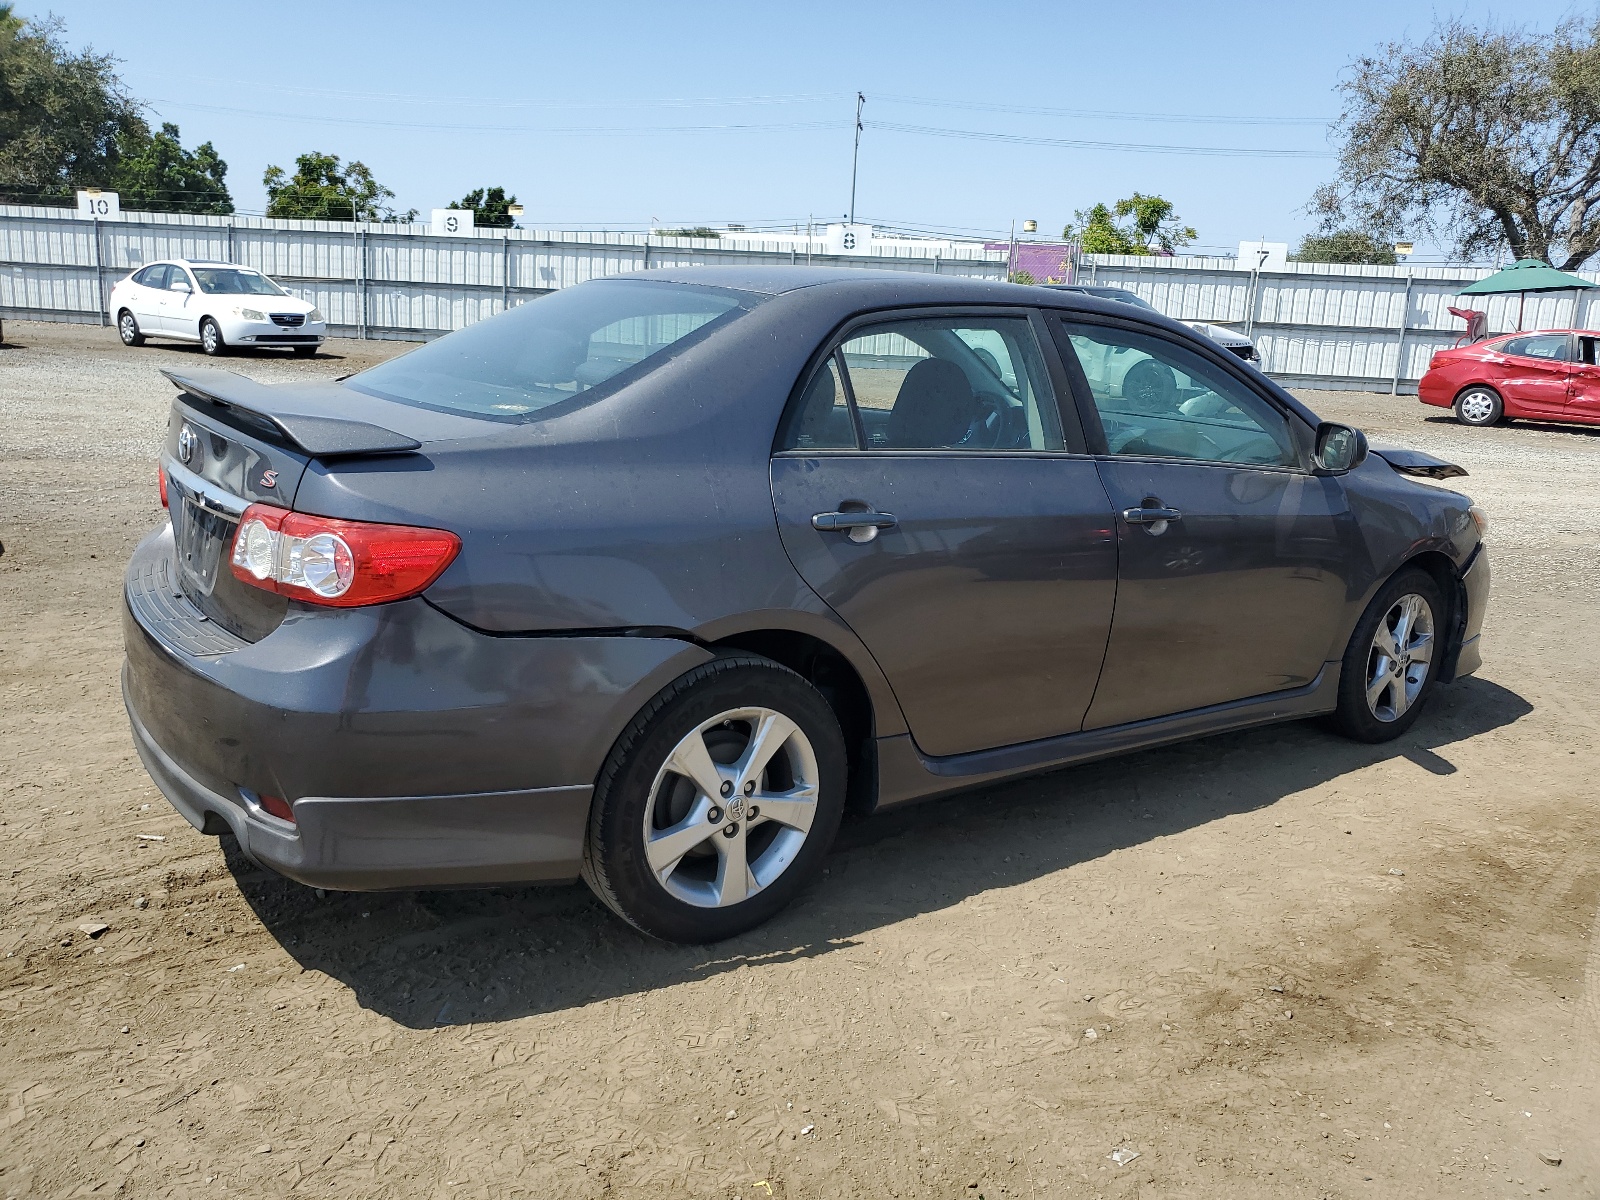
[358,224,369,340]
[1390,272,1414,395]
[502,231,511,312]
[92,216,108,325]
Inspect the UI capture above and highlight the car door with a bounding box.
[769,310,1119,758]
[1566,334,1600,422]
[1488,333,1574,416]
[1052,317,1350,730]
[160,264,197,335]
[128,264,168,329]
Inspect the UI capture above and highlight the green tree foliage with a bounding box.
[448,186,518,228]
[0,4,147,204]
[1064,194,1196,255]
[1321,16,1600,269]
[111,122,231,214]
[1291,229,1397,265]
[657,226,720,239]
[263,152,415,222]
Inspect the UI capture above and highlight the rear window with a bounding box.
[347,279,755,420]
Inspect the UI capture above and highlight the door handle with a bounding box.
[812,510,898,543]
[1122,506,1182,524]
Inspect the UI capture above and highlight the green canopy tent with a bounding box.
[1458,258,1596,332]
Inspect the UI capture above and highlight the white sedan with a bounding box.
[110,259,327,356]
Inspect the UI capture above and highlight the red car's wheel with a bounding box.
[1454,386,1502,427]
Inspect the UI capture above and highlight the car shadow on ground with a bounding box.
[131,341,344,363]
[224,675,1532,1029]
[1421,413,1600,438]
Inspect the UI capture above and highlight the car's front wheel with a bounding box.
[1330,567,1445,742]
[117,310,144,347]
[581,656,847,942]
[199,318,227,356]
[1454,386,1502,426]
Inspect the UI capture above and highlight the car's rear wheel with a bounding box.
[1330,567,1445,742]
[1454,386,1502,426]
[581,656,847,943]
[200,318,227,356]
[117,310,145,347]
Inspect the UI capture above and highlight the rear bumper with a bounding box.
[1417,370,1456,409]
[125,676,592,890]
[121,527,713,890]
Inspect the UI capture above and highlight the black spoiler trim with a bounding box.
[161,368,421,457]
[1369,443,1468,480]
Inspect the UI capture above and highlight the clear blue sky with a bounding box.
[27,0,1586,257]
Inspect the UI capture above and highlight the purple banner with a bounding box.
[985,241,1076,284]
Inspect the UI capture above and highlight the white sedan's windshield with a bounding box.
[191,268,285,296]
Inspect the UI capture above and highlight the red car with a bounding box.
[1419,329,1600,427]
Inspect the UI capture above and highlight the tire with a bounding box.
[1454,386,1502,426]
[291,345,318,358]
[1122,359,1180,413]
[581,655,848,943]
[117,310,145,347]
[1330,567,1446,742]
[200,318,227,356]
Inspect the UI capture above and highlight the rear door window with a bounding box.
[784,315,1064,452]
[1498,334,1572,361]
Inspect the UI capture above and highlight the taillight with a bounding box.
[158,466,168,509]
[259,795,295,823]
[229,504,460,607]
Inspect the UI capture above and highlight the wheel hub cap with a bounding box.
[643,707,819,909]
[1364,593,1435,723]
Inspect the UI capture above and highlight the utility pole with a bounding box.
[848,92,865,225]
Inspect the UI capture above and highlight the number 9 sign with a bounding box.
[431,208,476,236]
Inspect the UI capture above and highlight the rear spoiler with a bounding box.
[161,368,421,457]
[1368,443,1468,480]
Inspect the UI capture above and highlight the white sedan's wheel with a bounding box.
[117,310,145,347]
[200,318,227,356]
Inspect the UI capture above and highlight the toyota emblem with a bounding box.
[177,424,199,465]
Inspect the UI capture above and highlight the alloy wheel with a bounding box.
[643,707,819,908]
[119,313,138,344]
[1364,593,1435,722]
[202,322,219,353]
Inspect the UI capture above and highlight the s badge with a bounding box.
[259,469,279,489]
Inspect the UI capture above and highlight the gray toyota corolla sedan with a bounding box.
[123,267,1489,942]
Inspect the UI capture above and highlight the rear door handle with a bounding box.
[812,510,898,543]
[1122,506,1182,524]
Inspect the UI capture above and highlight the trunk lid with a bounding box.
[156,369,437,643]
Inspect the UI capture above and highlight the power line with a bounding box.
[876,93,1333,126]
[870,121,1334,159]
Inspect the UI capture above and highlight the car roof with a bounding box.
[624,265,1056,301]
[145,259,258,269]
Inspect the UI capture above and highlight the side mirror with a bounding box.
[172,280,192,294]
[1313,422,1368,473]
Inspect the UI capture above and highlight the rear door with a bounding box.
[129,265,168,329]
[1489,333,1574,416]
[1567,335,1600,422]
[770,309,1118,758]
[1052,317,1349,730]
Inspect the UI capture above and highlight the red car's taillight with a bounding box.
[229,504,460,607]
[158,466,168,509]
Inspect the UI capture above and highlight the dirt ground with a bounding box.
[2,320,1598,1199]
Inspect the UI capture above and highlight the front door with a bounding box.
[159,264,197,334]
[1489,332,1574,416]
[770,312,1119,758]
[1054,318,1350,730]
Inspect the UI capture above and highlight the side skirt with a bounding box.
[873,664,1341,810]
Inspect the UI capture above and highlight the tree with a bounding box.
[263,152,415,222]
[1114,193,1197,253]
[1321,17,1600,270]
[449,186,517,227]
[111,122,231,214]
[657,226,720,239]
[1064,195,1196,255]
[1291,229,1397,265]
[0,4,147,204]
